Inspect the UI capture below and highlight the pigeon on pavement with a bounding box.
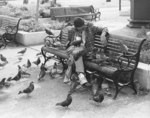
[93,93,104,103]
[33,57,41,66]
[17,48,27,55]
[36,52,42,56]
[56,93,72,107]
[0,54,8,63]
[38,63,47,81]
[0,78,6,88]
[11,71,21,81]
[23,59,31,68]
[18,65,30,77]
[18,81,34,95]
[0,43,5,49]
[7,77,12,81]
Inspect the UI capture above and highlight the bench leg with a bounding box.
[131,81,137,94]
[113,73,120,99]
[41,47,52,65]
[0,36,6,49]
[113,80,119,99]
[130,74,137,94]
[59,58,68,74]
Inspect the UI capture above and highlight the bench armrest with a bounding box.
[44,35,70,49]
[44,35,60,47]
[5,26,17,34]
[117,54,136,70]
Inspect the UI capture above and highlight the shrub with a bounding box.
[47,20,66,30]
[19,19,45,32]
[0,4,34,19]
[19,18,65,32]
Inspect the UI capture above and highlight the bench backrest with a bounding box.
[94,33,146,69]
[59,25,73,45]
[0,15,21,31]
[50,5,94,18]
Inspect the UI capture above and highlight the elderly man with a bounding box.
[64,17,109,87]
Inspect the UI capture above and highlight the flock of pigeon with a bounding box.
[0,47,104,108]
[0,48,42,95]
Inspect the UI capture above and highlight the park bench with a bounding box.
[41,24,73,71]
[84,33,146,99]
[0,15,21,47]
[41,25,146,99]
[50,5,101,21]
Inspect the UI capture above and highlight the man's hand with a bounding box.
[67,46,75,55]
[70,40,82,46]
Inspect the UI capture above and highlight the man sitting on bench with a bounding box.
[64,17,109,87]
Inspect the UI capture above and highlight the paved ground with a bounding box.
[0,0,150,118]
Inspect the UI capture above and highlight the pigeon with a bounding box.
[0,54,8,63]
[38,63,47,81]
[69,74,80,94]
[45,28,54,35]
[119,41,129,55]
[18,65,30,76]
[0,78,6,88]
[56,93,72,107]
[36,52,42,56]
[101,34,108,47]
[21,71,31,76]
[92,94,104,103]
[18,65,22,71]
[23,59,31,68]
[11,71,21,81]
[40,63,47,71]
[0,62,7,67]
[0,43,5,49]
[17,48,27,55]
[18,81,34,95]
[33,57,41,66]
[0,78,11,88]
[91,78,99,96]
[18,57,23,62]
[49,62,57,78]
[7,77,12,81]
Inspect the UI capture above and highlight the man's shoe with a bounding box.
[78,73,88,85]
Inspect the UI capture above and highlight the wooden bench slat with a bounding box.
[55,13,96,18]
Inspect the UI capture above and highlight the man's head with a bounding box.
[73,17,85,31]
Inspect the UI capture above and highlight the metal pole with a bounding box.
[36,0,40,22]
[119,0,121,11]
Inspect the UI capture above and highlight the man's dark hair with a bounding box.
[73,17,85,28]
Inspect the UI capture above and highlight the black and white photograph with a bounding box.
[0,0,150,118]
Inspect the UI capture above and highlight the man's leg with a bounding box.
[75,56,90,87]
[63,55,74,83]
